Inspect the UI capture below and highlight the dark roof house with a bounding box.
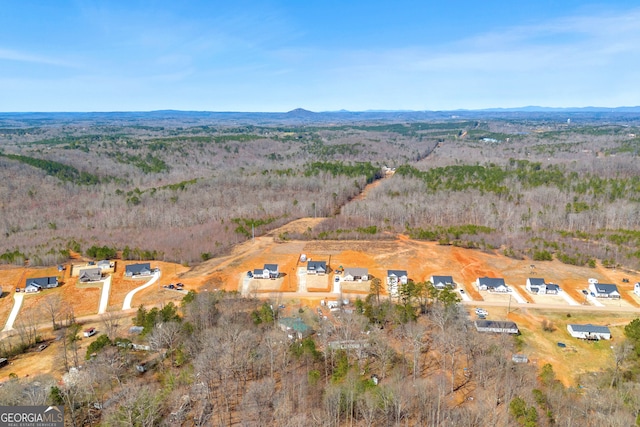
[474,320,519,334]
[307,260,327,275]
[125,263,152,277]
[477,277,507,291]
[431,275,455,289]
[25,276,58,290]
[589,283,621,298]
[567,324,611,340]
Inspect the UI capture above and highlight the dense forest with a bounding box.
[1,112,640,271]
[1,288,640,426]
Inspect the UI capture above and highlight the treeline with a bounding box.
[0,152,102,185]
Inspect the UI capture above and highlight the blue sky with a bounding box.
[1,1,639,112]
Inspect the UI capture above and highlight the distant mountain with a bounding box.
[1,106,639,127]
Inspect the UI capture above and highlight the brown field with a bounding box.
[1,218,639,384]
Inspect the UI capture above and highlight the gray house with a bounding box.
[79,267,102,283]
[125,263,152,277]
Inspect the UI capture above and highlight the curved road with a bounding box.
[2,292,24,332]
[122,272,161,310]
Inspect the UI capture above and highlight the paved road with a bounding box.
[98,276,112,314]
[122,271,161,310]
[2,292,24,332]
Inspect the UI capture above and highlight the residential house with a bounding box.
[477,277,508,292]
[307,260,327,275]
[431,275,455,289]
[526,278,560,295]
[97,260,115,271]
[24,276,58,292]
[474,320,519,334]
[343,268,368,282]
[253,264,279,279]
[588,283,621,299]
[567,324,611,340]
[278,317,313,340]
[125,263,152,277]
[387,270,408,297]
[78,267,102,283]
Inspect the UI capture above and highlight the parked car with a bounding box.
[247,271,253,278]
[37,344,48,351]
[459,289,465,294]
[557,342,566,348]
[83,328,97,338]
[581,289,588,295]
[475,308,488,316]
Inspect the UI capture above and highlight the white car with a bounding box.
[475,308,488,316]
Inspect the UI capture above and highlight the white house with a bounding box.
[567,324,611,340]
[526,278,560,295]
[24,276,59,292]
[387,270,408,297]
[307,260,327,275]
[343,268,368,282]
[431,275,455,289]
[254,264,279,279]
[588,283,621,299]
[477,277,508,292]
[634,282,640,297]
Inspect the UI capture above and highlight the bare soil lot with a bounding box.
[1,218,639,385]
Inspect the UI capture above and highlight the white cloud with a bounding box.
[0,48,75,67]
